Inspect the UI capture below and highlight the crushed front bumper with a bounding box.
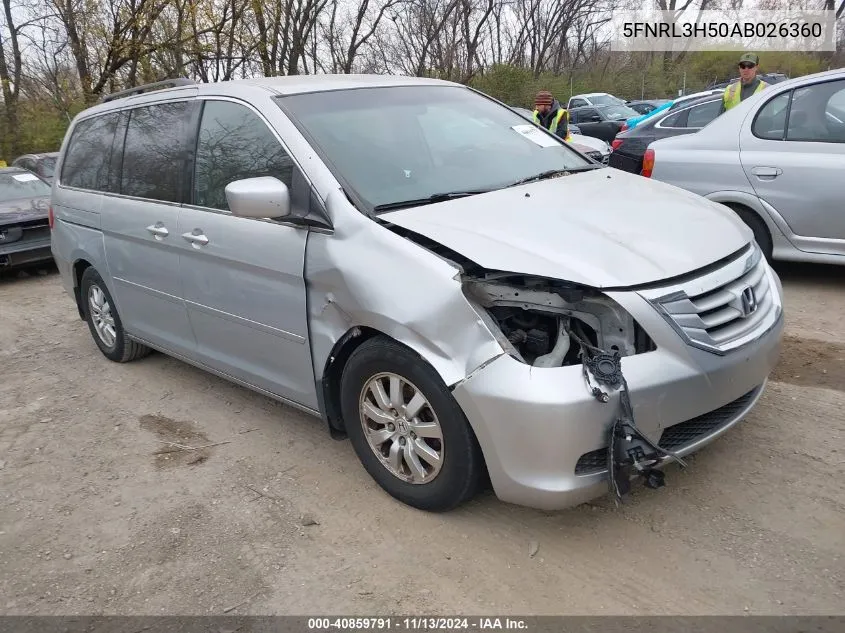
[452,278,785,511]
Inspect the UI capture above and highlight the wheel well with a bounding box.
[319,326,382,439]
[73,259,92,320]
[722,202,773,256]
[318,326,492,487]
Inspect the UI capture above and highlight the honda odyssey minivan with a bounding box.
[50,75,784,512]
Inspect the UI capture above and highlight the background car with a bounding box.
[625,99,671,115]
[568,103,641,142]
[609,93,722,174]
[11,152,60,184]
[566,92,626,109]
[645,68,845,265]
[0,167,53,271]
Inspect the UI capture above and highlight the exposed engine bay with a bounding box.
[462,273,649,368]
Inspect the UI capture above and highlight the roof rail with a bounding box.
[100,78,197,103]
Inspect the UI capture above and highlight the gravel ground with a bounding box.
[0,262,843,616]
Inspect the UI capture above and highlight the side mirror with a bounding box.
[225,176,291,219]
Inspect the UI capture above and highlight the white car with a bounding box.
[567,92,626,109]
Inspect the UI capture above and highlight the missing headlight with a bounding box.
[463,275,653,367]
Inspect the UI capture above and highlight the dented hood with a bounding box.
[381,169,751,288]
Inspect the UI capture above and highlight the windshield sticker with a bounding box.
[511,124,560,148]
[13,173,40,182]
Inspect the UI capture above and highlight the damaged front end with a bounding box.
[463,272,686,504]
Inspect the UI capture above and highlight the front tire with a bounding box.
[340,336,483,512]
[80,267,151,363]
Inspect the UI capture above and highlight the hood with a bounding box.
[381,169,752,288]
[0,196,50,225]
[569,133,608,153]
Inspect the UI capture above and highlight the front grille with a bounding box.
[639,244,781,354]
[585,150,610,165]
[573,385,761,475]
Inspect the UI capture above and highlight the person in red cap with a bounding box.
[532,91,571,141]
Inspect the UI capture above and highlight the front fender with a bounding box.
[305,189,504,391]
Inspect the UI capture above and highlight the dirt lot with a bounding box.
[1,263,843,616]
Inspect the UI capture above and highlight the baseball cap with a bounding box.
[739,53,759,65]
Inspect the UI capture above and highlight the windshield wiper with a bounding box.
[506,165,599,188]
[373,190,489,212]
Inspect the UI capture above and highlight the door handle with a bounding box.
[751,166,782,179]
[146,223,169,240]
[182,230,209,247]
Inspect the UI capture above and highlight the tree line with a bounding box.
[1,0,843,159]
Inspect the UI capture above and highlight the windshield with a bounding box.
[37,157,57,178]
[0,171,51,202]
[590,94,625,106]
[598,105,640,120]
[276,85,591,212]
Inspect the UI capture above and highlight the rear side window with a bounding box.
[658,110,687,128]
[60,113,121,190]
[686,100,721,128]
[752,92,791,140]
[120,101,195,202]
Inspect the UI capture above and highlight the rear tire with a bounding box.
[728,204,773,262]
[340,336,483,512]
[80,267,151,363]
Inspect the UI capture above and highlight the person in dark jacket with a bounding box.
[532,91,571,141]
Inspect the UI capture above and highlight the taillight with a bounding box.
[611,139,624,151]
[48,205,55,229]
[619,123,628,132]
[641,149,655,178]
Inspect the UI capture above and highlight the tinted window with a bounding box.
[60,114,120,190]
[36,157,57,178]
[193,100,294,211]
[687,100,721,128]
[752,92,791,140]
[786,79,845,143]
[659,110,687,127]
[570,99,587,108]
[121,101,195,202]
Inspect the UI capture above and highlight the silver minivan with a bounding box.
[50,75,785,512]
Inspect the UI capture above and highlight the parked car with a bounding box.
[567,92,626,109]
[510,106,608,162]
[625,99,671,115]
[11,152,60,184]
[646,68,845,266]
[610,94,723,174]
[568,103,642,142]
[51,75,784,513]
[0,167,53,271]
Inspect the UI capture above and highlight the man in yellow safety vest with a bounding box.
[532,91,572,142]
[721,53,768,112]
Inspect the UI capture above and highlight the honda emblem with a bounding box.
[740,286,758,317]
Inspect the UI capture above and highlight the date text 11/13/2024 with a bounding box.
[308,618,529,630]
